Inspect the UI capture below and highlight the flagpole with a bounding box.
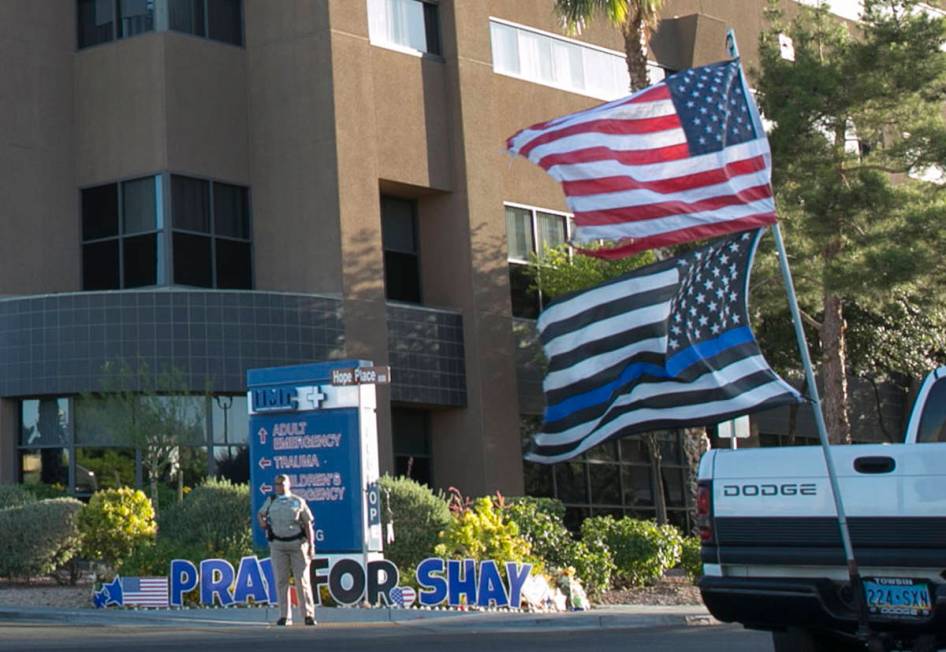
[727,30,874,645]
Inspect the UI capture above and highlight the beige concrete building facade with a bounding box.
[2,0,842,528]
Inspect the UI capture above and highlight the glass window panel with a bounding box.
[172,175,211,233]
[620,438,649,464]
[21,399,70,447]
[659,432,683,464]
[505,206,534,262]
[518,29,553,84]
[550,39,583,89]
[212,395,248,444]
[214,446,249,483]
[554,461,588,503]
[169,0,206,35]
[123,234,157,288]
[918,379,946,443]
[215,239,252,289]
[83,240,120,290]
[75,397,132,446]
[82,184,119,241]
[173,232,213,287]
[119,0,155,38]
[381,0,427,51]
[213,183,249,239]
[523,461,554,498]
[75,448,136,492]
[392,408,431,456]
[508,264,539,319]
[381,197,417,254]
[122,176,156,234]
[584,47,621,98]
[384,251,421,303]
[78,0,115,48]
[563,505,589,533]
[589,463,621,505]
[141,395,207,446]
[621,465,653,508]
[662,467,686,508]
[585,440,617,462]
[490,22,519,75]
[536,212,566,253]
[20,449,69,487]
[207,0,243,45]
[422,1,440,55]
[177,446,208,487]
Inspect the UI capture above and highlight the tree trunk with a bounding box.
[682,427,710,536]
[821,292,852,444]
[644,433,668,525]
[622,16,650,91]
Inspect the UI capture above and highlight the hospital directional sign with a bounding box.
[248,360,383,554]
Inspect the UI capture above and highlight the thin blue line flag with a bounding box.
[527,228,801,463]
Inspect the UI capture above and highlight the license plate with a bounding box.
[863,577,932,618]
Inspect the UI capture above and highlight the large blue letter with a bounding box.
[505,562,533,608]
[447,559,477,608]
[233,556,269,604]
[200,559,235,607]
[476,560,508,607]
[169,559,198,607]
[259,557,278,604]
[416,557,447,606]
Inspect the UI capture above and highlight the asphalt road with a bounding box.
[0,622,770,652]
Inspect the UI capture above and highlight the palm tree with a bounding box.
[554,0,665,92]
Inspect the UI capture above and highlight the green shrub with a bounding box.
[21,483,68,501]
[377,474,451,574]
[0,498,84,580]
[679,536,702,583]
[118,538,210,576]
[158,478,252,559]
[504,499,572,569]
[507,496,566,519]
[0,484,36,509]
[581,516,682,587]
[569,538,615,598]
[434,496,532,564]
[78,487,156,570]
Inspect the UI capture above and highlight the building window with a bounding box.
[78,0,243,49]
[171,175,251,289]
[392,408,432,487]
[522,418,694,533]
[381,196,421,303]
[82,176,162,291]
[505,204,569,319]
[489,18,666,101]
[367,0,441,56]
[211,395,249,483]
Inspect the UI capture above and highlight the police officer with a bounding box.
[257,474,316,626]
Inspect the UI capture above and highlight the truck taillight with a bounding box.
[697,482,713,543]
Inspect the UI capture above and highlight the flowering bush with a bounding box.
[434,491,532,565]
[78,487,156,570]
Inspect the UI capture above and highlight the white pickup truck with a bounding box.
[697,367,946,652]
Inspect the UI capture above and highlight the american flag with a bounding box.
[389,586,416,608]
[507,59,776,258]
[121,577,169,608]
[527,229,800,463]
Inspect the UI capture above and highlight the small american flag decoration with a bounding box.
[389,586,416,608]
[121,576,170,608]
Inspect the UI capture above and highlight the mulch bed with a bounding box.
[597,574,702,606]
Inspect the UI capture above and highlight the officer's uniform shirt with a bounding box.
[260,493,313,539]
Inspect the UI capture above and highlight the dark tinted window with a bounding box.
[122,176,156,234]
[118,0,154,38]
[213,182,249,238]
[392,408,432,487]
[207,0,243,45]
[169,0,206,35]
[215,239,252,289]
[508,264,539,319]
[173,232,213,287]
[423,2,441,55]
[381,196,421,303]
[917,378,946,443]
[83,240,120,290]
[82,184,119,240]
[172,175,210,232]
[77,0,115,48]
[123,234,157,287]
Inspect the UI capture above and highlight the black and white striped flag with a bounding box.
[528,228,801,464]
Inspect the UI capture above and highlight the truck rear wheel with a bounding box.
[771,628,862,652]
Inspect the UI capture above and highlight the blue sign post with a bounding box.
[247,360,384,554]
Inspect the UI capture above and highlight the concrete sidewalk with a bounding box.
[0,603,717,632]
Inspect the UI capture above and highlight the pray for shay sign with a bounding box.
[97,556,535,609]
